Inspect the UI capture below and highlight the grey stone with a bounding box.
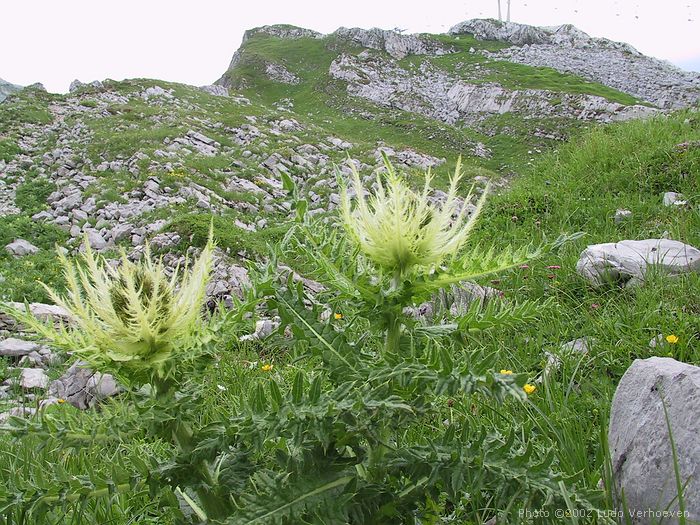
[49,361,120,409]
[663,192,687,207]
[265,63,300,84]
[0,337,40,357]
[614,209,632,224]
[240,319,280,341]
[0,407,36,422]
[609,357,700,522]
[19,368,49,389]
[333,27,449,59]
[142,85,173,99]
[451,19,700,109]
[69,79,84,92]
[576,239,700,287]
[0,302,72,330]
[5,239,39,257]
[199,84,229,97]
[407,281,500,321]
[85,230,108,250]
[31,210,53,221]
[328,51,650,128]
[560,337,595,354]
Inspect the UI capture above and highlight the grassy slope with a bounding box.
[1,27,697,522]
[223,33,529,174]
[468,111,700,494]
[2,108,698,522]
[222,29,641,176]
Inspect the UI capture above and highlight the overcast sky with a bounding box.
[2,0,698,93]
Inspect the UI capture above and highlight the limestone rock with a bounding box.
[333,27,449,59]
[663,192,687,207]
[0,77,22,102]
[0,302,72,330]
[199,84,229,97]
[5,239,39,257]
[19,368,49,389]
[407,281,500,321]
[576,239,700,287]
[240,319,280,341]
[450,19,700,109]
[48,361,120,409]
[265,63,300,84]
[85,229,108,250]
[609,357,700,522]
[0,337,40,357]
[69,79,84,93]
[614,209,632,224]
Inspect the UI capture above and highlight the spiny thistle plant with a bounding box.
[1,161,592,524]
[6,234,214,387]
[311,155,577,354]
[341,156,487,283]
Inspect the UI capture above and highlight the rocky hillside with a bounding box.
[216,19,699,168]
[1,19,698,307]
[0,78,22,102]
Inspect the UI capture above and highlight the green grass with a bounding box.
[401,34,640,106]
[483,60,640,105]
[14,176,57,215]
[164,210,288,259]
[1,31,698,522]
[0,216,69,302]
[0,88,54,135]
[0,138,21,162]
[223,30,640,176]
[226,34,507,171]
[3,110,698,522]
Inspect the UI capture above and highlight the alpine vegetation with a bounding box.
[0,158,594,523]
[1,14,699,522]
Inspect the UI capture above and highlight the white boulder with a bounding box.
[609,357,700,522]
[576,239,700,287]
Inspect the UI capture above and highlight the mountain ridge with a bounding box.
[217,18,700,110]
[0,78,22,103]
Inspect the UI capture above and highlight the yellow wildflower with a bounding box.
[523,384,536,395]
[334,313,343,320]
[57,398,66,404]
[499,369,513,375]
[261,363,273,372]
[665,334,679,344]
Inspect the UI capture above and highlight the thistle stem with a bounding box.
[385,315,402,354]
[385,269,404,354]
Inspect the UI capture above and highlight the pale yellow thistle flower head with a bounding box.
[42,233,214,381]
[340,156,488,279]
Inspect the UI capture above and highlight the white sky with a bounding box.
[2,0,698,93]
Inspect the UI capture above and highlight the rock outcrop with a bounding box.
[576,239,700,287]
[329,52,656,127]
[0,77,22,102]
[48,360,120,410]
[449,19,700,109]
[609,357,700,522]
[333,27,449,59]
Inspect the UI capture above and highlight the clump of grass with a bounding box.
[14,177,57,214]
[165,211,288,258]
[0,138,21,162]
